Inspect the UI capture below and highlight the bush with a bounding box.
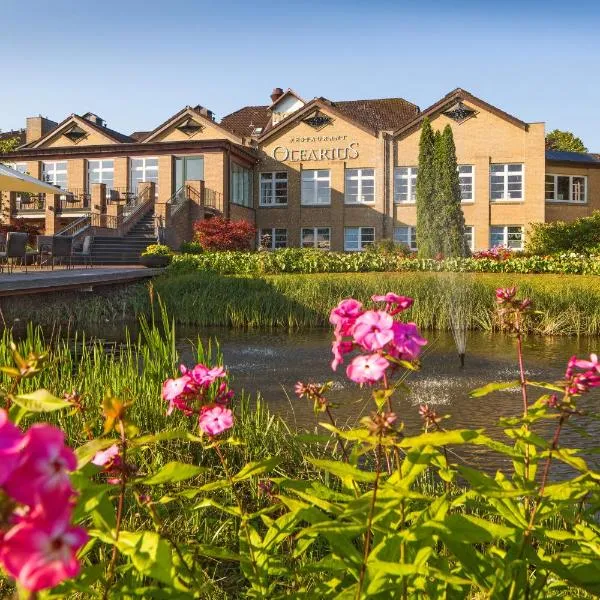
[179,240,203,254]
[193,216,255,251]
[526,211,600,254]
[141,244,173,257]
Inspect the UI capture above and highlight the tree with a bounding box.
[415,118,437,258]
[0,135,20,154]
[193,216,255,251]
[545,129,587,153]
[435,125,469,257]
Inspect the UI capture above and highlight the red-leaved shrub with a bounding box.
[193,217,255,251]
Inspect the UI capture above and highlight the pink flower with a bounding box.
[182,364,226,387]
[346,354,389,384]
[330,299,363,337]
[495,287,516,304]
[4,425,76,509]
[331,340,354,371]
[162,375,193,415]
[0,408,24,486]
[390,322,428,361]
[91,444,120,468]
[371,293,414,314]
[352,310,394,351]
[572,353,600,372]
[214,381,234,405]
[198,405,234,436]
[0,509,87,592]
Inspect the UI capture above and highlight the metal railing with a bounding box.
[57,189,91,212]
[55,216,91,237]
[204,188,224,212]
[122,185,152,223]
[107,187,131,203]
[15,194,46,212]
[91,213,119,229]
[168,185,189,216]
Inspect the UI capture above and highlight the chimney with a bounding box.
[25,116,58,144]
[82,112,106,127]
[194,105,215,121]
[270,87,284,104]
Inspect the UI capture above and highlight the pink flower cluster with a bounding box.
[565,353,600,396]
[473,245,512,261]
[330,293,427,384]
[162,362,234,436]
[0,410,87,592]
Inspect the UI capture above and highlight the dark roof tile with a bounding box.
[220,106,270,137]
[546,150,600,164]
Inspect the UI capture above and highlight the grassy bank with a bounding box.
[5,271,600,335]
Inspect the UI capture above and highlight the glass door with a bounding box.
[174,156,204,195]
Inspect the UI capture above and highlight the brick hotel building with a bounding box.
[1,87,599,254]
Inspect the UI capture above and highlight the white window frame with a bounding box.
[458,165,475,203]
[301,169,331,205]
[464,225,474,251]
[393,226,417,251]
[490,225,524,250]
[87,159,114,192]
[129,156,158,195]
[259,228,287,249]
[344,168,375,204]
[490,163,524,202]
[545,174,587,204]
[344,226,375,252]
[394,167,418,204]
[42,161,68,190]
[301,227,331,250]
[259,172,288,206]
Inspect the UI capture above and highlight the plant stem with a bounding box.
[515,322,531,484]
[325,405,350,462]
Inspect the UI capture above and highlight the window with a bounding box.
[260,172,288,206]
[231,163,252,207]
[301,169,330,205]
[130,157,158,195]
[302,227,331,249]
[259,228,287,249]
[394,167,417,203]
[344,227,375,251]
[545,174,587,203]
[42,161,67,189]
[345,168,375,204]
[490,226,523,250]
[8,163,27,174]
[490,164,523,201]
[88,159,114,193]
[393,226,417,251]
[464,225,474,251]
[458,165,474,202]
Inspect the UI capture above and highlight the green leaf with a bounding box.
[397,429,481,448]
[196,543,240,561]
[12,389,72,413]
[75,438,119,469]
[232,456,281,482]
[469,381,520,397]
[142,461,207,485]
[129,429,189,447]
[306,458,377,483]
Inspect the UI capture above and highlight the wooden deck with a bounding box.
[0,266,163,296]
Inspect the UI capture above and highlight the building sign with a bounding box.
[272,141,359,162]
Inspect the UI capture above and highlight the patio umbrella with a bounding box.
[0,163,64,194]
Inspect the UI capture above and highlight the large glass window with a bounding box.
[301,227,331,249]
[345,168,375,204]
[87,159,114,193]
[490,226,523,250]
[458,165,474,202]
[260,172,288,206]
[545,174,587,203]
[464,225,474,251]
[259,228,287,249]
[393,226,417,251]
[130,157,158,195]
[42,161,67,189]
[394,167,418,203]
[344,226,375,251]
[301,169,330,205]
[231,162,252,207]
[490,164,523,201]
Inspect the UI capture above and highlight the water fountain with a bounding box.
[446,277,471,368]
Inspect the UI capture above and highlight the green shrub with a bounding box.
[526,211,600,254]
[179,240,204,254]
[142,244,174,257]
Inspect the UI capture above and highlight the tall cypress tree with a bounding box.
[415,118,436,258]
[435,125,468,257]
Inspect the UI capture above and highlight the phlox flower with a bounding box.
[330,299,363,337]
[495,287,516,304]
[198,405,234,436]
[390,322,428,361]
[352,310,394,351]
[371,293,414,315]
[0,508,87,592]
[4,424,76,509]
[346,354,389,384]
[0,408,24,485]
[91,444,121,468]
[182,363,226,387]
[572,353,600,373]
[331,340,354,371]
[162,374,194,415]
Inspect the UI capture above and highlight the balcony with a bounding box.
[56,189,91,213]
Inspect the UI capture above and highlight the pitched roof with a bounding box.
[220,96,419,139]
[130,131,151,142]
[546,150,600,164]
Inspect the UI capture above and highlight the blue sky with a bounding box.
[3,0,600,148]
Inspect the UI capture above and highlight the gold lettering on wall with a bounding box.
[272,142,359,162]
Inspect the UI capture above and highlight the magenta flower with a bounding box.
[330,298,364,337]
[91,444,121,468]
[572,353,600,372]
[371,293,414,315]
[182,364,226,387]
[4,425,76,509]
[346,354,389,384]
[0,509,87,592]
[331,340,354,371]
[495,287,516,304]
[352,310,395,351]
[162,375,195,415]
[0,408,24,485]
[198,405,234,436]
[390,322,428,361]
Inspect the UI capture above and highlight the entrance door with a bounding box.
[174,156,204,194]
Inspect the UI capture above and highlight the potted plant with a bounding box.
[140,244,173,268]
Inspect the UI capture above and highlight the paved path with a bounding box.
[0,266,163,296]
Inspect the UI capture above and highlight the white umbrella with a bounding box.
[0,163,64,194]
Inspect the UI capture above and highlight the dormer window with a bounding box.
[442,101,476,124]
[176,118,203,137]
[63,125,87,143]
[252,127,263,136]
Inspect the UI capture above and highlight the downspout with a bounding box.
[225,145,231,219]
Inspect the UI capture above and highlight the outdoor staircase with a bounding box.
[90,213,157,264]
